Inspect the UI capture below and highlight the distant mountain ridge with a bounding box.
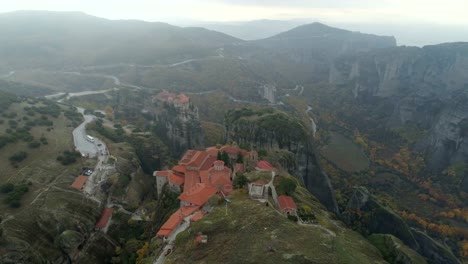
[199,19,305,40]
[252,22,397,65]
[0,11,241,69]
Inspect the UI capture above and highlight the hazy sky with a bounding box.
[2,0,468,25]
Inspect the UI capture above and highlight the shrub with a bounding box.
[8,200,21,208]
[40,136,48,145]
[287,214,298,222]
[9,151,27,163]
[57,150,81,165]
[0,183,14,193]
[3,184,29,208]
[8,120,17,128]
[277,178,297,196]
[233,174,248,189]
[118,174,131,187]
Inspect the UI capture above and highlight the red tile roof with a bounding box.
[154,170,170,177]
[184,171,200,192]
[199,155,216,171]
[168,172,185,186]
[156,206,199,237]
[209,168,232,187]
[179,183,217,206]
[154,90,173,102]
[205,146,219,157]
[71,175,88,190]
[220,146,248,156]
[277,195,297,211]
[159,210,184,231]
[95,208,113,229]
[156,228,173,237]
[172,165,186,174]
[199,171,209,183]
[256,160,275,170]
[180,206,200,216]
[191,211,205,222]
[188,151,209,168]
[175,94,189,104]
[235,163,245,173]
[179,150,197,164]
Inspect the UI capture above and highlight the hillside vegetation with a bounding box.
[0,93,104,263]
[0,11,240,69]
[167,188,387,264]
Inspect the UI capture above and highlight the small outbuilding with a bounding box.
[95,208,114,231]
[277,195,297,215]
[71,175,88,190]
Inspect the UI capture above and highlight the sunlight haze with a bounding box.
[1,0,468,24]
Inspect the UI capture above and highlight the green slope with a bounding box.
[167,188,386,264]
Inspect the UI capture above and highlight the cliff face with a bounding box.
[344,187,460,264]
[330,43,468,171]
[224,108,339,214]
[155,102,204,155]
[1,191,102,263]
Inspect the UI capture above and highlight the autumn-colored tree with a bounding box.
[105,106,114,120]
[136,242,149,264]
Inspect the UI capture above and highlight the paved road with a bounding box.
[64,88,119,101]
[82,134,110,195]
[73,107,98,158]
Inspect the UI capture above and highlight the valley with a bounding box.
[0,10,466,264]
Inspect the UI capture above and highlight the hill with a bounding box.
[0,11,241,70]
[198,19,305,40]
[166,179,416,264]
[252,22,396,66]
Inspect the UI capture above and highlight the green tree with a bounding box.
[236,152,243,163]
[277,178,297,195]
[233,174,248,189]
[221,151,230,166]
[217,151,222,161]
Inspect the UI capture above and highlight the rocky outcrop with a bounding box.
[225,108,339,214]
[0,191,102,263]
[411,229,461,264]
[344,187,419,249]
[329,43,468,171]
[258,84,277,104]
[156,102,204,155]
[344,187,461,264]
[368,234,427,264]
